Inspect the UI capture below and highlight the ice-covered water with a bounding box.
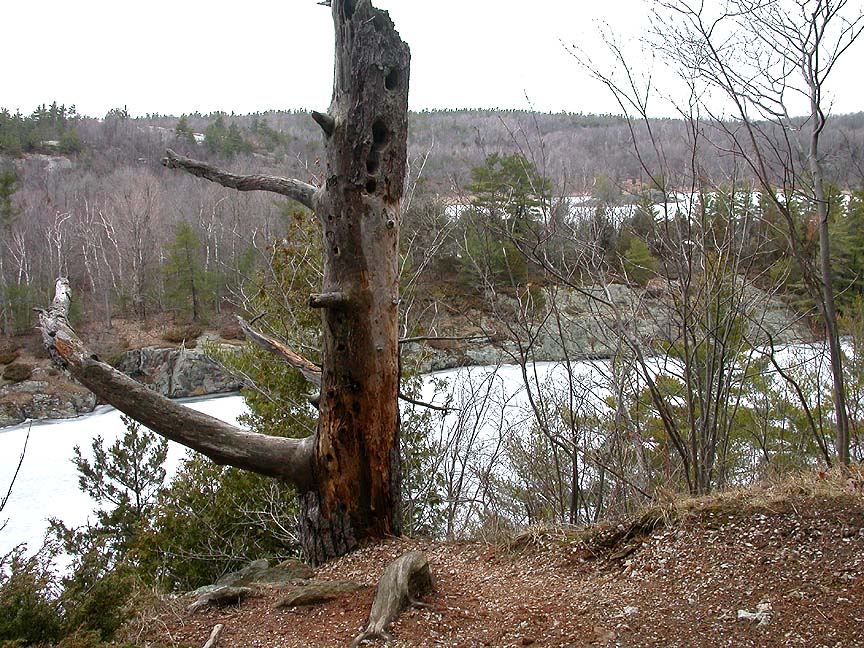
[0,394,248,558]
[0,342,836,558]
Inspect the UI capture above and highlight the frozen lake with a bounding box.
[0,343,834,558]
[0,361,608,558]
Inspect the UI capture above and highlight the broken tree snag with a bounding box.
[300,0,411,565]
[311,110,336,137]
[38,279,316,488]
[161,150,318,210]
[351,551,433,646]
[309,291,348,309]
[237,317,323,387]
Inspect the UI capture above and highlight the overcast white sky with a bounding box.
[2,0,862,118]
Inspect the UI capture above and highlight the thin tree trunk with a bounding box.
[811,95,851,466]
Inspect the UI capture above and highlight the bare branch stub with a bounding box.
[309,292,349,309]
[161,149,318,210]
[311,111,336,137]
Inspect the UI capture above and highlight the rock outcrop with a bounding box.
[405,283,810,373]
[0,343,242,428]
[0,368,97,428]
[113,344,242,398]
[1,284,809,427]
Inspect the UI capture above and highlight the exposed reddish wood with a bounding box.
[240,317,449,413]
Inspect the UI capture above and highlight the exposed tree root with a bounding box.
[351,551,433,646]
[202,624,224,648]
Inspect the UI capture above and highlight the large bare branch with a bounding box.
[161,149,318,210]
[39,279,316,489]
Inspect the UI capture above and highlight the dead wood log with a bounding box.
[351,551,433,646]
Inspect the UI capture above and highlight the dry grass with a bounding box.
[509,467,864,556]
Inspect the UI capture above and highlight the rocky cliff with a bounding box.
[406,283,810,372]
[0,344,242,428]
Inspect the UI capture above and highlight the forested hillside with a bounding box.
[2,103,864,336]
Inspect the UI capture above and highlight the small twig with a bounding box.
[0,427,29,531]
[399,334,490,345]
[398,392,452,413]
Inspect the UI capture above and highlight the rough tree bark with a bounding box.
[39,0,410,564]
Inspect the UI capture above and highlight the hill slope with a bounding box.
[143,472,864,647]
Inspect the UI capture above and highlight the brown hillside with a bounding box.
[142,472,864,648]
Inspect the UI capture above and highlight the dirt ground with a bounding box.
[141,475,864,648]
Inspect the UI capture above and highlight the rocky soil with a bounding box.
[140,472,864,648]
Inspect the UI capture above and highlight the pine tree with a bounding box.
[52,415,168,558]
[175,115,195,145]
[162,222,213,322]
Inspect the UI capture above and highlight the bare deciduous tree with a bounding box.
[651,0,864,465]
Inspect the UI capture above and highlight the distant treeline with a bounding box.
[4,104,864,193]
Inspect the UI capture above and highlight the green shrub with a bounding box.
[0,350,18,365]
[2,363,32,383]
[58,547,134,641]
[136,456,299,591]
[0,547,62,645]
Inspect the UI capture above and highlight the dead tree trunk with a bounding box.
[39,0,409,565]
[299,0,410,563]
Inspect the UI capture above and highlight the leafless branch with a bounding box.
[161,150,318,210]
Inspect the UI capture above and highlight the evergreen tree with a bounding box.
[467,152,552,229]
[162,222,213,322]
[175,114,195,145]
[203,115,227,155]
[621,236,657,286]
[55,415,168,557]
